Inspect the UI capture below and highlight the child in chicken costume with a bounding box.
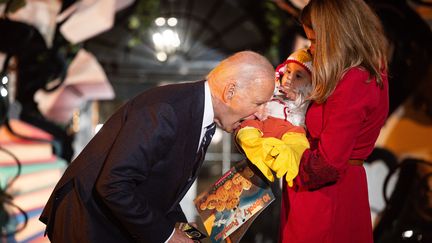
[236,48,313,186]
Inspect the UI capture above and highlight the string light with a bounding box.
[0,86,7,97]
[2,75,8,85]
[152,17,181,62]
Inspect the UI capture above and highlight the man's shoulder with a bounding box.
[159,80,205,90]
[129,80,205,113]
[141,80,204,98]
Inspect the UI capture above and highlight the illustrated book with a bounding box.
[194,160,275,243]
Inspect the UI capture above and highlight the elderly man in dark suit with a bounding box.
[39,51,275,243]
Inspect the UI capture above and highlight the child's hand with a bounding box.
[256,106,269,121]
[279,85,297,100]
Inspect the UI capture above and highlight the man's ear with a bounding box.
[223,82,236,103]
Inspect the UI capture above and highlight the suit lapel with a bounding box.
[181,81,205,178]
[169,81,206,212]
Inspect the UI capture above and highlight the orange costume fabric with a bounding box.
[239,117,305,139]
[280,67,389,243]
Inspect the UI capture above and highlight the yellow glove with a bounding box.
[236,127,310,186]
[236,127,275,181]
[262,132,310,186]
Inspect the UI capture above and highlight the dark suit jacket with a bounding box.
[40,80,206,243]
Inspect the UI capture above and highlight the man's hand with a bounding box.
[168,228,194,243]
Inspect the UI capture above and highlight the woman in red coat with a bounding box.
[278,0,389,242]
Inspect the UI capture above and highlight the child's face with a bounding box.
[281,62,311,90]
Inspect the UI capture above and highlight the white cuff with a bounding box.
[164,228,175,243]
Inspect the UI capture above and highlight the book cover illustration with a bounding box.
[194,160,275,243]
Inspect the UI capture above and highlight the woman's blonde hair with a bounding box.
[300,0,388,103]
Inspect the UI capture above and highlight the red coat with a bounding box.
[280,67,389,243]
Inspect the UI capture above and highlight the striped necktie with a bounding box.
[167,123,217,212]
[200,123,216,154]
[191,123,216,179]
